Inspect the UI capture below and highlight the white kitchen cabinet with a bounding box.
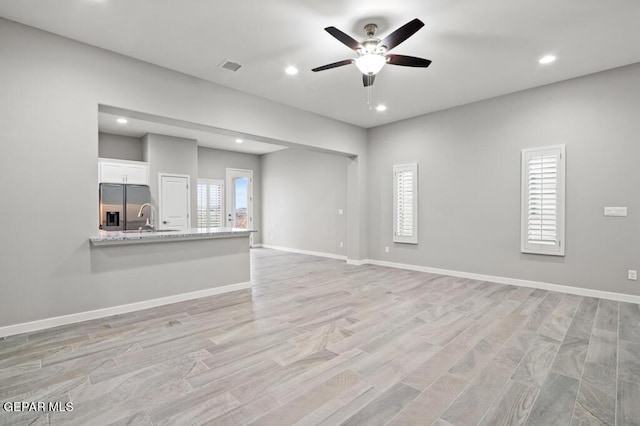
[98,159,149,184]
[122,163,148,184]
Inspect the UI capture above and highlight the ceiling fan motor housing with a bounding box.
[361,23,387,53]
[358,39,386,55]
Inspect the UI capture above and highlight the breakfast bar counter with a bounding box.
[90,227,255,246]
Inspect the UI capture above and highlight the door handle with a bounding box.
[163,221,168,224]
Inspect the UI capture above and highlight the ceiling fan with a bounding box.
[312,18,432,87]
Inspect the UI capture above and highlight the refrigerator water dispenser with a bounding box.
[106,211,120,227]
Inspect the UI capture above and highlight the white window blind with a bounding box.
[197,179,224,228]
[521,145,565,256]
[393,163,418,244]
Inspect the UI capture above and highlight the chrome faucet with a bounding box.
[137,203,155,230]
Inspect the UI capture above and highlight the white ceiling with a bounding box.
[98,111,288,155]
[2,0,640,128]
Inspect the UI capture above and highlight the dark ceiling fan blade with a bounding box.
[324,26,362,51]
[380,18,425,51]
[311,59,355,72]
[363,74,375,87]
[386,54,432,67]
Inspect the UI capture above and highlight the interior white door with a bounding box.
[159,174,190,231]
[226,168,253,231]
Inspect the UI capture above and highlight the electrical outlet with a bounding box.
[384,246,389,253]
[629,270,638,281]
[604,207,628,217]
[339,242,344,248]
[338,209,344,215]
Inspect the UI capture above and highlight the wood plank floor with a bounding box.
[0,248,636,425]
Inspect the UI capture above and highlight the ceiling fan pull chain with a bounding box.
[367,84,373,110]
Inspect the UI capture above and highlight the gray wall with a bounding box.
[0,18,366,328]
[142,133,198,228]
[367,62,640,295]
[198,147,263,244]
[262,148,348,256]
[98,132,143,161]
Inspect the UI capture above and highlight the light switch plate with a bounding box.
[604,207,627,217]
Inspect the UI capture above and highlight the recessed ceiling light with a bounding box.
[376,104,387,112]
[235,138,243,144]
[539,55,556,64]
[285,66,299,75]
[116,118,128,124]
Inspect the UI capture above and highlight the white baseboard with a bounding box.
[252,243,263,248]
[264,245,640,304]
[0,282,251,338]
[365,259,640,304]
[260,244,347,261]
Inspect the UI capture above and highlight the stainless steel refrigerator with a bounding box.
[99,184,151,231]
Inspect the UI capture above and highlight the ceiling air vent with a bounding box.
[220,60,242,72]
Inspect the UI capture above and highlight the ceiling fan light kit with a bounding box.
[355,24,387,75]
[355,54,386,75]
[312,18,432,87]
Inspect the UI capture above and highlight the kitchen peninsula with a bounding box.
[71,227,257,338]
[90,227,254,245]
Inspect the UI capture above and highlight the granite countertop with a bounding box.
[90,227,256,246]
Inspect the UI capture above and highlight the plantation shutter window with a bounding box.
[197,179,224,228]
[393,163,418,244]
[521,145,565,256]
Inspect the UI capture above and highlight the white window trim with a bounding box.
[393,163,419,245]
[197,178,225,228]
[520,145,565,256]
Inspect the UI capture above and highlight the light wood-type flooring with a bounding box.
[1,248,638,425]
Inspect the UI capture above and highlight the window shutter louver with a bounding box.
[521,146,565,256]
[393,163,418,244]
[196,179,224,228]
[209,181,223,227]
[197,182,208,228]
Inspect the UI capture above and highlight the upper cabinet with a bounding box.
[98,158,149,185]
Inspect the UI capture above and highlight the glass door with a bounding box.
[226,168,253,243]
